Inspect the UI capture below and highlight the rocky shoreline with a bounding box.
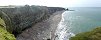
[16,11,65,40]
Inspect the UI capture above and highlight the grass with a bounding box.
[0,17,15,40]
[70,27,101,40]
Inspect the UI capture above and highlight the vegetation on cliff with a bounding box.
[70,27,101,40]
[0,18,15,40]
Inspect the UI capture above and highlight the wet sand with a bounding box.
[16,11,65,40]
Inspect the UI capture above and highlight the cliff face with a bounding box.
[16,10,65,40]
[47,7,65,14]
[0,6,47,35]
[0,5,65,36]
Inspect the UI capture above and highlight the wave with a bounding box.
[55,11,75,40]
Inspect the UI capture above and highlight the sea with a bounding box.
[55,7,101,40]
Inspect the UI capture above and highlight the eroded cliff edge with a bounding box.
[0,5,65,40]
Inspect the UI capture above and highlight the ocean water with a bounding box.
[55,7,101,40]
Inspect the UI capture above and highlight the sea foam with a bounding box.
[55,11,75,40]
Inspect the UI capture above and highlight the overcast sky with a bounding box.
[0,0,101,7]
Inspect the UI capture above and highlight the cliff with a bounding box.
[47,7,65,14]
[0,5,65,40]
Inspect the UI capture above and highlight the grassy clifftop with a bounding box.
[70,27,101,40]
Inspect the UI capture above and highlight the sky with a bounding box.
[0,0,101,7]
